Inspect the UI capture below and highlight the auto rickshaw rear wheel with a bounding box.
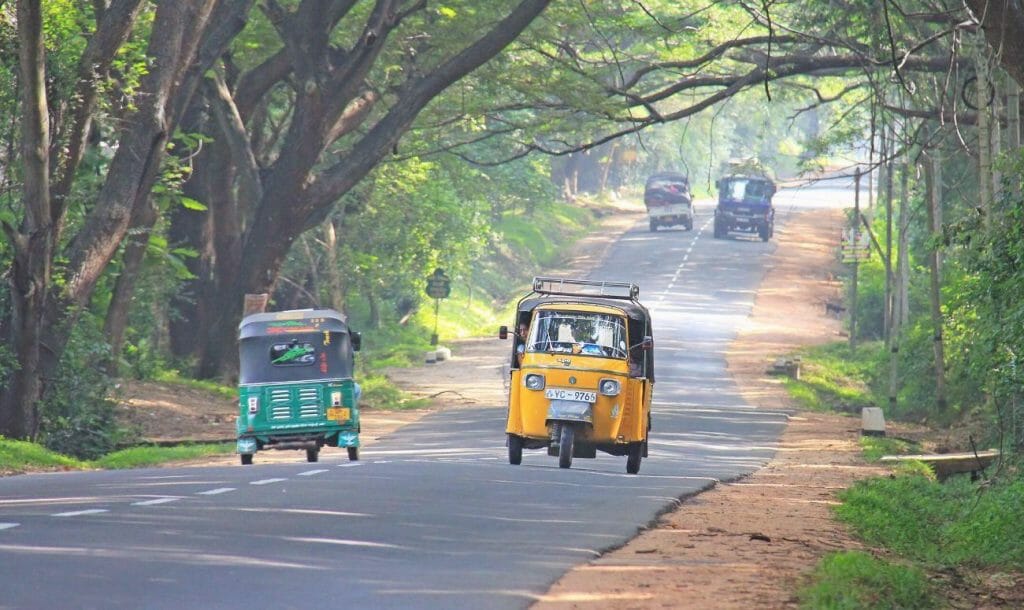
[508,434,523,465]
[626,442,643,474]
[558,425,575,469]
[240,454,253,466]
[347,446,360,461]
[306,448,319,462]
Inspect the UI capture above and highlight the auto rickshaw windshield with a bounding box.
[527,310,628,358]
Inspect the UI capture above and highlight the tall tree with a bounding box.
[163,0,554,378]
[1,0,254,439]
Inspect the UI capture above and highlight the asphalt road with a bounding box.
[0,181,854,609]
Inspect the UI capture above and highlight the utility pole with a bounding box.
[849,167,861,350]
[925,153,947,412]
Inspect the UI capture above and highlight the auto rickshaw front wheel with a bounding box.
[558,425,575,469]
[347,446,360,461]
[240,454,253,466]
[508,434,523,465]
[626,442,643,474]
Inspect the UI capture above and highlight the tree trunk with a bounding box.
[1009,77,1022,199]
[976,40,993,231]
[103,199,159,375]
[924,153,947,412]
[882,125,893,340]
[0,0,50,439]
[323,219,346,312]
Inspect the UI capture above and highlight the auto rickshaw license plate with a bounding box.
[545,388,597,402]
[327,407,351,421]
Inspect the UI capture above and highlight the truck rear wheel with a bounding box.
[240,454,253,466]
[306,448,319,462]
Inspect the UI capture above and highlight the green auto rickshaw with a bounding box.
[236,309,362,465]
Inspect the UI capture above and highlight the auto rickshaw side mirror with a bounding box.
[498,325,509,340]
[640,336,653,350]
[351,331,362,352]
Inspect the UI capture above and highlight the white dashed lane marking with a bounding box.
[52,509,108,517]
[196,487,235,496]
[250,478,287,486]
[131,498,181,506]
[297,469,329,477]
[0,523,19,531]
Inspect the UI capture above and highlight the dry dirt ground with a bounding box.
[69,198,1019,605]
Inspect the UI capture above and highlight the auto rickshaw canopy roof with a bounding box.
[238,309,355,384]
[518,277,650,325]
[238,308,349,338]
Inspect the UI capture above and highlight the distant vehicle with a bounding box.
[713,168,777,241]
[236,309,362,465]
[644,172,693,231]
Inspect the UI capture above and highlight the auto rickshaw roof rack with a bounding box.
[532,276,640,301]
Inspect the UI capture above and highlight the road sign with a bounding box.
[426,268,451,299]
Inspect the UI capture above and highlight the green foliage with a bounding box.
[0,436,85,472]
[38,316,125,460]
[797,551,934,610]
[785,342,884,414]
[860,436,918,462]
[835,471,1024,570]
[90,443,233,469]
[356,373,431,411]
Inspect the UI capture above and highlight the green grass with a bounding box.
[859,436,919,462]
[797,551,935,610]
[90,443,233,469]
[0,436,86,472]
[834,471,1024,570]
[358,373,431,410]
[784,342,883,413]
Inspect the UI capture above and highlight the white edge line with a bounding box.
[0,523,19,531]
[250,478,288,485]
[131,497,181,506]
[52,509,109,517]
[297,469,329,476]
[196,487,236,496]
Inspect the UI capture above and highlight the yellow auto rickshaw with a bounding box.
[500,277,654,473]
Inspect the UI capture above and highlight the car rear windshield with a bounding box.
[723,178,772,202]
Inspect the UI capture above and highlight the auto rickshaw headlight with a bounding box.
[599,378,621,396]
[247,396,259,414]
[524,374,546,390]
